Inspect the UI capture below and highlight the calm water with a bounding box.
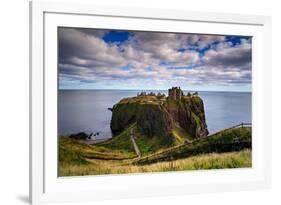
[58,90,252,139]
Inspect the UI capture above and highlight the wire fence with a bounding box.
[207,122,252,138]
[134,122,252,164]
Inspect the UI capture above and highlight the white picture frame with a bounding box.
[30,1,272,204]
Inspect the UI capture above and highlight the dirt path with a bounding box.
[130,128,141,157]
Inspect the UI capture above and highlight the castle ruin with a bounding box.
[168,87,184,100]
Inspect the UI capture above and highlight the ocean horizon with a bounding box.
[59,88,252,93]
[58,89,252,139]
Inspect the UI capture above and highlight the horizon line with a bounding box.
[58,88,252,93]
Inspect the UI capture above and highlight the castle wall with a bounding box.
[168,87,182,100]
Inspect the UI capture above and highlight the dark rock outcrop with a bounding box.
[165,95,208,138]
[69,132,89,140]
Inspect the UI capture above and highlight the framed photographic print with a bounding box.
[30,1,271,204]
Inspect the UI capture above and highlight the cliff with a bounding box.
[110,88,209,142]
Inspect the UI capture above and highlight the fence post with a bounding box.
[170,156,174,170]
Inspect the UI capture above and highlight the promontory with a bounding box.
[110,87,209,147]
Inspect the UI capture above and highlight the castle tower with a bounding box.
[176,87,182,100]
[168,87,182,100]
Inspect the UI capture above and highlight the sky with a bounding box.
[58,27,252,92]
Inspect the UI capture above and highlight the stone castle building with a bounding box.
[168,87,184,100]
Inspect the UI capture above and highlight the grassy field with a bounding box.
[59,137,136,161]
[59,127,252,176]
[135,127,251,165]
[59,149,251,176]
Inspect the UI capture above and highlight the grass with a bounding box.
[94,125,134,152]
[119,96,160,105]
[191,111,201,127]
[59,145,89,166]
[59,137,136,161]
[134,125,175,155]
[59,127,252,176]
[134,134,173,155]
[135,127,251,165]
[59,149,251,176]
[133,122,194,155]
[171,124,193,144]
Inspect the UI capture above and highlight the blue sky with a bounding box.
[58,28,252,92]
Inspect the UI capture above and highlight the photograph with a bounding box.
[58,27,252,177]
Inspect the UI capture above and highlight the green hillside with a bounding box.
[134,127,251,165]
[59,127,251,176]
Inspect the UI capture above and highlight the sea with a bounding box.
[58,90,252,139]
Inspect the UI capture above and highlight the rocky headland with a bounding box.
[110,87,209,143]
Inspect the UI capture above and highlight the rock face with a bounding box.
[110,87,208,139]
[165,94,208,138]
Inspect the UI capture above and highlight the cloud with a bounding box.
[58,27,252,90]
[195,35,226,49]
[203,39,252,70]
[126,32,200,64]
[75,28,108,38]
[58,28,125,68]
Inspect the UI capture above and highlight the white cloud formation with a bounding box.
[58,28,252,90]
[203,38,252,71]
